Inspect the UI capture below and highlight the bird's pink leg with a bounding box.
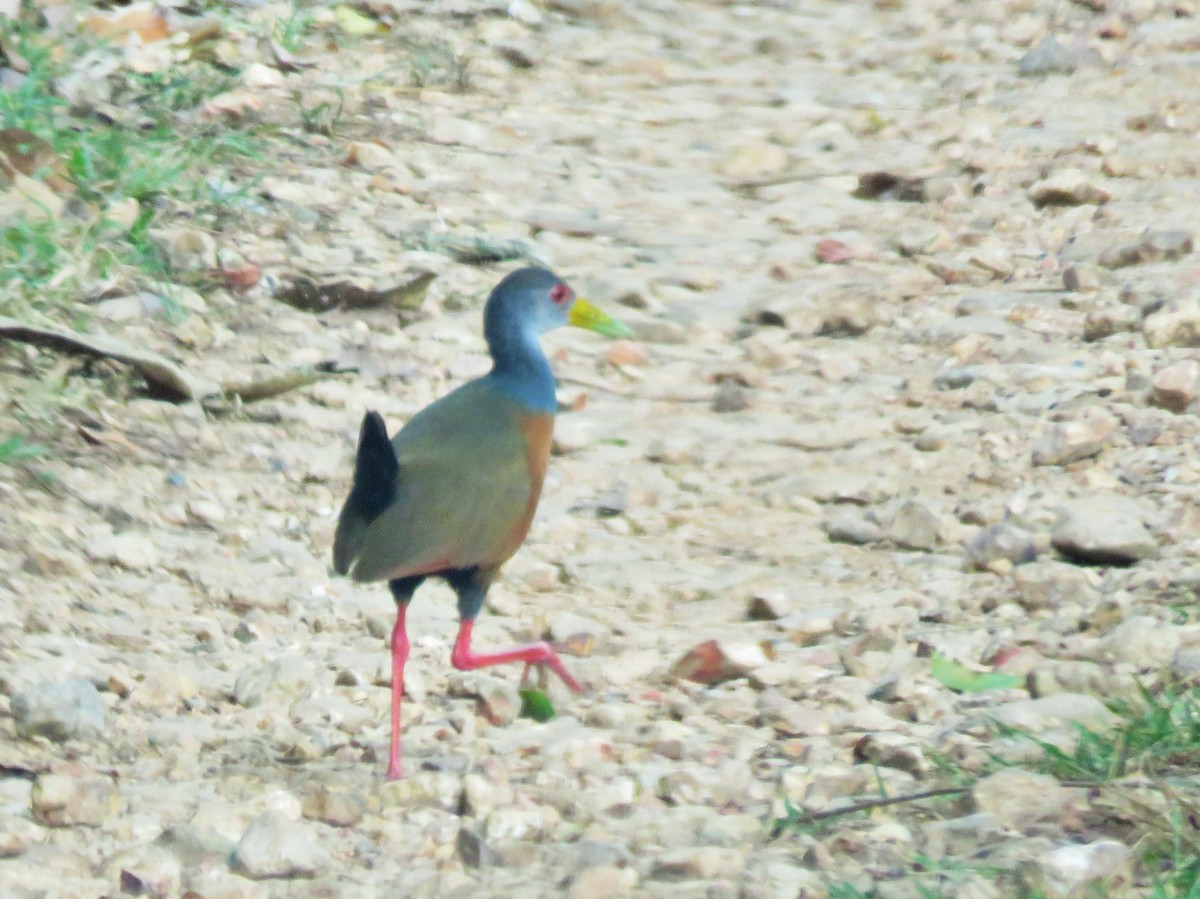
[386,604,409,781]
[451,618,583,692]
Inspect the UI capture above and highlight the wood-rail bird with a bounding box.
[332,267,628,779]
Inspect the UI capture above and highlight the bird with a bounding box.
[332,267,628,779]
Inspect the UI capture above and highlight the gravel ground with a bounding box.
[3,0,1200,896]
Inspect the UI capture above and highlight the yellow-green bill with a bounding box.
[569,298,631,338]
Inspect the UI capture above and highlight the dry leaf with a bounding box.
[270,38,317,71]
[0,316,219,401]
[202,90,265,119]
[0,128,72,192]
[274,272,435,314]
[81,5,172,43]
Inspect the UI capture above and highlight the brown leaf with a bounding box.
[270,38,318,72]
[274,272,436,314]
[0,128,71,192]
[81,6,172,43]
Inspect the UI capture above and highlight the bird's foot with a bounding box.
[452,620,584,693]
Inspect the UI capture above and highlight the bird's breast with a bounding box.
[496,412,554,560]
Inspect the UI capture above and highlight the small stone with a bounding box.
[987,693,1119,733]
[1143,307,1200,349]
[1017,37,1077,76]
[1083,305,1141,341]
[963,522,1038,571]
[885,499,940,551]
[1028,169,1110,207]
[87,532,160,570]
[301,784,366,827]
[818,297,878,336]
[970,769,1072,827]
[31,773,119,827]
[747,590,793,621]
[105,845,181,898]
[232,657,316,708]
[712,381,751,413]
[1150,360,1200,412]
[823,512,883,545]
[463,675,521,727]
[568,865,637,899]
[186,498,226,526]
[130,670,198,711]
[546,610,610,653]
[853,733,928,776]
[718,141,789,180]
[670,640,770,685]
[1051,494,1155,565]
[379,772,461,812]
[12,679,107,742]
[1013,562,1098,612]
[1062,264,1101,292]
[651,846,746,881]
[232,812,327,880]
[1140,229,1193,260]
[1031,413,1116,465]
[0,813,45,857]
[1098,616,1180,670]
[1024,840,1132,898]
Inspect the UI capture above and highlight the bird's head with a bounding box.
[485,267,629,339]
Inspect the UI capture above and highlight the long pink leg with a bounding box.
[451,618,583,692]
[386,604,409,781]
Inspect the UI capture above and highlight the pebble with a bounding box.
[1025,840,1132,898]
[1143,307,1200,349]
[1027,169,1111,207]
[1050,494,1155,565]
[232,812,328,880]
[31,773,118,827]
[0,813,45,857]
[567,865,637,899]
[301,784,366,827]
[670,640,771,685]
[12,679,107,742]
[963,522,1037,571]
[987,693,1119,733]
[1031,413,1116,466]
[232,657,317,708]
[1017,37,1077,76]
[885,499,941,551]
[650,846,746,881]
[1150,359,1200,412]
[969,769,1072,828]
[105,845,181,899]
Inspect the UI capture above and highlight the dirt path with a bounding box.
[3,1,1200,896]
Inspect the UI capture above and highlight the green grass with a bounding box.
[0,435,43,464]
[0,21,259,320]
[773,685,1200,896]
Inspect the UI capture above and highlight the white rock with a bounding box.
[232,812,328,880]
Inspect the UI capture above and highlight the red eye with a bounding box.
[550,283,572,305]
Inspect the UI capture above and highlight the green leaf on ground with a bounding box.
[518,688,556,722]
[931,653,1023,694]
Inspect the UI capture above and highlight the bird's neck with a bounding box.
[485,319,557,413]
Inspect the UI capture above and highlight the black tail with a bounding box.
[333,411,399,575]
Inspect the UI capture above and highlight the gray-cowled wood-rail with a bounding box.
[333,267,627,779]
